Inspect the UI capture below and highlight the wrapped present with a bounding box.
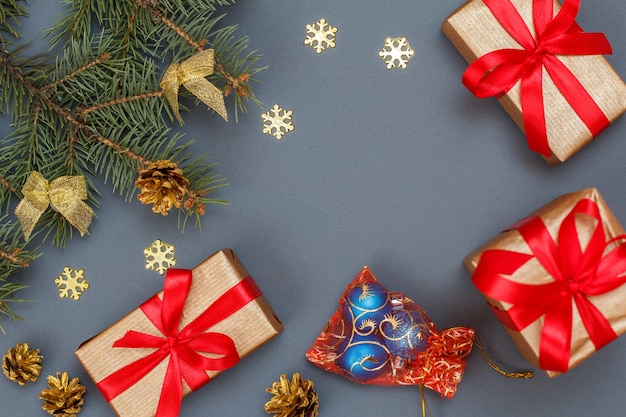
[75,248,283,417]
[306,266,476,399]
[464,188,626,376]
[442,0,626,164]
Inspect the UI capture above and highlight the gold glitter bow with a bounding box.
[160,49,228,124]
[14,171,93,240]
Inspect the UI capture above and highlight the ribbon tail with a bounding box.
[183,78,228,122]
[160,66,183,125]
[54,200,94,236]
[575,294,617,350]
[14,198,45,240]
[155,355,184,417]
[96,349,169,402]
[15,171,50,240]
[539,299,572,373]
[520,60,551,157]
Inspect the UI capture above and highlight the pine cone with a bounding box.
[2,342,43,385]
[264,373,319,417]
[39,371,86,417]
[136,160,189,215]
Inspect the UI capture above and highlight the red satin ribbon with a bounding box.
[462,0,612,157]
[472,198,626,372]
[96,269,262,417]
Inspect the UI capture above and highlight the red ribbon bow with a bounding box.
[96,269,262,417]
[472,198,626,372]
[462,0,612,157]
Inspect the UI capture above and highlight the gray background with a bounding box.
[2,1,626,416]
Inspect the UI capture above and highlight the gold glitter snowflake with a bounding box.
[144,239,176,275]
[304,18,337,53]
[261,104,294,140]
[54,267,89,301]
[379,37,414,69]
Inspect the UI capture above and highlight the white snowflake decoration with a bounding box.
[261,104,294,140]
[54,267,90,301]
[378,37,415,69]
[304,18,337,53]
[144,239,177,275]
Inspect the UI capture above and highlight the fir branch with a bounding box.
[44,0,96,47]
[0,218,38,333]
[0,43,53,118]
[0,219,38,274]
[46,0,265,120]
[45,53,111,92]
[0,282,30,333]
[0,0,269,330]
[79,90,163,115]
[1,36,222,244]
[211,26,265,121]
[0,173,17,194]
[178,153,228,228]
[0,0,268,261]
[147,5,207,53]
[0,0,28,39]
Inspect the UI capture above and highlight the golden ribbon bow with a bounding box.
[14,171,93,240]
[160,49,228,124]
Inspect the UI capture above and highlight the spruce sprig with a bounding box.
[47,0,264,116]
[0,218,38,334]
[1,0,263,248]
[0,0,263,329]
[0,0,28,39]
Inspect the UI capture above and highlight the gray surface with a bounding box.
[2,1,626,416]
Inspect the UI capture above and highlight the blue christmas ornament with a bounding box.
[307,266,482,399]
[380,310,431,360]
[346,282,392,319]
[335,337,390,382]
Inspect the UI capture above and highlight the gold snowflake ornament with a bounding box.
[304,18,337,53]
[144,239,177,275]
[54,267,89,301]
[262,104,294,140]
[379,37,415,69]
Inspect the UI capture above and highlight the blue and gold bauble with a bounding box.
[380,310,431,360]
[346,281,391,317]
[335,336,390,382]
[306,266,482,401]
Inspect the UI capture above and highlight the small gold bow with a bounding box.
[160,49,228,124]
[14,171,93,240]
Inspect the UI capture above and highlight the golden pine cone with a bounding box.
[39,371,86,417]
[2,342,43,385]
[136,160,189,216]
[264,373,319,417]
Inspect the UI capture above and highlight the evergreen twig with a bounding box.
[0,0,263,330]
[0,218,38,334]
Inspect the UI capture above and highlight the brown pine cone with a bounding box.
[39,371,86,417]
[2,342,42,385]
[264,372,319,417]
[135,160,189,215]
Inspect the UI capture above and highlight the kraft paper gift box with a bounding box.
[464,188,626,376]
[75,248,283,417]
[442,0,626,164]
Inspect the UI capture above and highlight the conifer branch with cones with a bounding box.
[0,0,263,329]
